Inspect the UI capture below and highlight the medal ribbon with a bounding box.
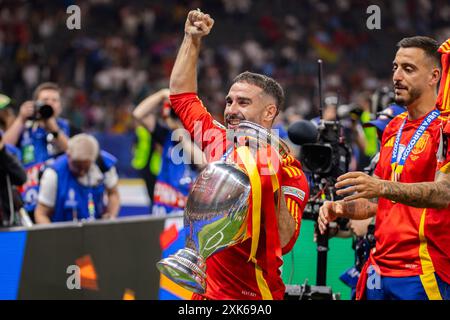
[390,109,440,181]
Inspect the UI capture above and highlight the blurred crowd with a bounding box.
[1,0,449,134]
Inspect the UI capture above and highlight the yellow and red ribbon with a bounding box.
[436,38,450,114]
[235,145,283,300]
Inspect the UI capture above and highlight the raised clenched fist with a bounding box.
[185,9,214,39]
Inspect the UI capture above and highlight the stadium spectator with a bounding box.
[133,88,206,215]
[131,124,162,208]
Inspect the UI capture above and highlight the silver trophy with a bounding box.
[156,121,289,293]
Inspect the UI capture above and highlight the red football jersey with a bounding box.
[170,93,309,299]
[373,110,450,283]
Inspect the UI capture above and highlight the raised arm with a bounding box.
[168,10,224,157]
[170,10,214,94]
[132,88,170,132]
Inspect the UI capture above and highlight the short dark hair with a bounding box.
[232,71,285,115]
[33,82,61,100]
[397,36,441,67]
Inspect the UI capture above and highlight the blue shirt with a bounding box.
[50,151,116,222]
[18,118,71,212]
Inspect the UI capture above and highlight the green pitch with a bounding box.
[282,219,354,300]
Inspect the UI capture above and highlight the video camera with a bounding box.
[300,120,350,177]
[287,121,351,285]
[287,60,352,287]
[29,101,54,121]
[371,86,395,115]
[287,60,351,221]
[288,118,351,222]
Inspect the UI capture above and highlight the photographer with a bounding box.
[3,82,78,216]
[4,82,70,162]
[0,130,27,227]
[35,134,120,224]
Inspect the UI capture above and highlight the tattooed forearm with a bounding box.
[380,173,450,209]
[341,199,378,220]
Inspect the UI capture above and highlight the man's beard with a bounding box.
[394,87,422,107]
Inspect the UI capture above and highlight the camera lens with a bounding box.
[38,104,54,119]
[34,101,54,120]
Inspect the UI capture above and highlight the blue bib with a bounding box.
[51,151,116,222]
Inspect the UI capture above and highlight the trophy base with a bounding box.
[156,248,207,294]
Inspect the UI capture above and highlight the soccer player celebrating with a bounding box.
[168,9,310,300]
[318,36,450,300]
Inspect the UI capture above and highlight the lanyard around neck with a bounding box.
[390,109,440,181]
